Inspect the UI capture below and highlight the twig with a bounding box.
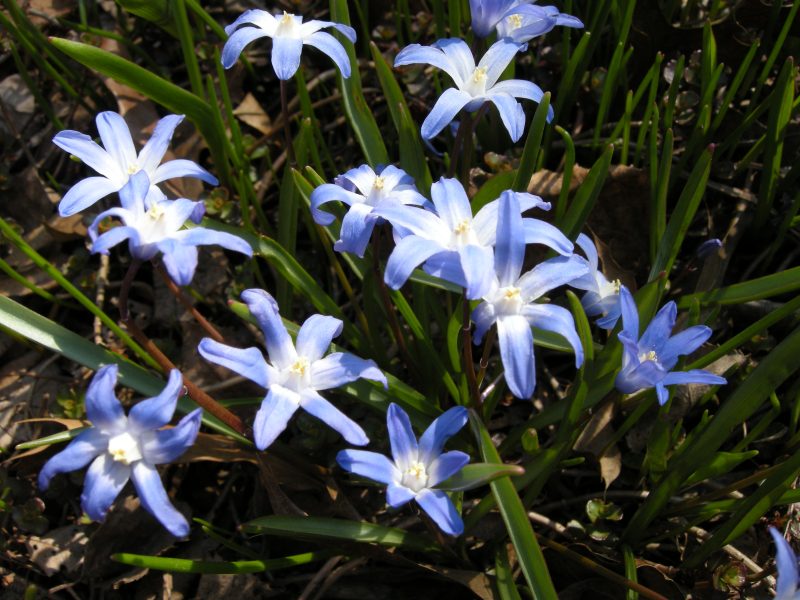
[690,526,775,584]
[462,290,480,409]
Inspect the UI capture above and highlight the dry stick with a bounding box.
[280,79,296,166]
[117,261,248,437]
[476,327,497,386]
[462,290,480,409]
[536,535,669,600]
[153,261,225,344]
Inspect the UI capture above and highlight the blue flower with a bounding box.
[221,9,356,80]
[88,172,252,286]
[393,38,552,142]
[469,0,519,37]
[373,178,571,299]
[337,403,469,536]
[471,191,586,399]
[569,233,622,330]
[310,164,428,257]
[615,286,727,405]
[52,112,218,217]
[771,527,800,600]
[494,5,583,44]
[198,289,387,450]
[38,365,202,537]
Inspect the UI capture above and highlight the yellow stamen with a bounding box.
[453,219,470,235]
[373,176,385,190]
[147,203,166,221]
[503,287,521,300]
[281,10,292,24]
[472,66,487,83]
[507,14,523,29]
[290,357,309,376]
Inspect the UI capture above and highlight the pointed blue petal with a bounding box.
[175,228,253,256]
[495,191,525,286]
[221,27,270,68]
[576,233,599,271]
[304,31,351,77]
[38,428,107,490]
[660,369,726,387]
[151,159,218,186]
[296,314,343,363]
[156,239,198,286]
[387,403,419,470]
[420,88,472,140]
[137,114,184,173]
[488,93,526,142]
[517,255,589,301]
[371,203,445,238]
[460,245,495,300]
[523,218,573,255]
[85,365,125,432]
[383,237,444,290]
[130,461,189,537]
[119,170,150,210]
[310,352,386,390]
[428,450,470,487]
[418,406,468,466]
[618,286,639,340]
[300,390,368,446]
[422,252,468,289]
[336,449,398,485]
[253,387,300,450]
[272,36,303,80]
[310,183,364,225]
[659,326,713,368]
[522,304,584,368]
[90,226,138,256]
[430,177,472,232]
[81,453,130,522]
[471,300,497,344]
[128,370,183,433]
[197,338,273,388]
[386,483,415,507]
[394,43,459,81]
[241,289,297,370]
[58,177,121,216]
[415,488,463,536]
[478,39,523,88]
[497,314,535,399]
[615,360,667,395]
[639,301,677,354]
[655,383,670,405]
[334,203,377,258]
[96,112,136,169]
[141,408,203,464]
[52,130,121,181]
[771,527,800,600]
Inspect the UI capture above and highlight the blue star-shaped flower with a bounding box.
[38,365,202,537]
[615,286,727,404]
[337,403,469,536]
[198,289,387,450]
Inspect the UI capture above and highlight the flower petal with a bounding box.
[197,338,273,388]
[494,191,525,287]
[52,130,121,182]
[336,449,398,485]
[517,255,589,301]
[157,239,198,286]
[90,225,138,256]
[497,314,535,399]
[523,218,573,255]
[175,228,253,256]
[459,244,495,300]
[371,203,445,239]
[241,289,297,369]
[576,233,599,272]
[387,403,419,471]
[58,176,121,217]
[296,314,343,363]
[130,461,189,537]
[771,527,799,600]
[659,326,713,369]
[304,31,352,78]
[127,369,183,433]
[140,408,203,464]
[490,79,554,121]
[137,114,184,173]
[415,488,463,536]
[221,26,271,68]
[224,9,276,36]
[386,483,415,507]
[430,177,472,231]
[310,352,387,390]
[310,183,365,225]
[420,88,472,140]
[471,300,498,344]
[151,159,219,186]
[479,39,523,88]
[428,450,470,487]
[300,20,356,42]
[660,369,727,387]
[383,237,444,290]
[433,38,476,83]
[334,202,377,257]
[615,360,668,395]
[85,365,125,432]
[272,35,304,80]
[488,93,526,142]
[96,112,137,171]
[522,304,584,368]
[422,252,467,289]
[418,406,468,466]
[394,43,460,82]
[253,387,300,450]
[38,428,107,490]
[81,453,130,522]
[300,390,368,446]
[619,286,639,340]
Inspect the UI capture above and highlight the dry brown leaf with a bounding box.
[573,400,621,490]
[233,93,273,135]
[417,564,497,600]
[26,525,88,576]
[178,432,258,464]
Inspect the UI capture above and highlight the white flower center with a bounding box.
[137,201,171,244]
[401,461,429,492]
[107,431,142,465]
[507,14,523,29]
[127,163,139,175]
[450,218,478,247]
[494,286,523,316]
[275,11,300,38]
[463,66,489,97]
[639,349,659,363]
[598,277,621,298]
[281,357,311,391]
[373,175,385,190]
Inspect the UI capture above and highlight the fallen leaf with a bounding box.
[26,524,88,576]
[574,400,621,489]
[233,93,273,135]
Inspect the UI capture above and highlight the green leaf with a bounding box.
[438,463,525,492]
[684,451,758,487]
[242,516,441,553]
[111,551,331,573]
[557,144,613,240]
[678,267,800,308]
[512,93,551,192]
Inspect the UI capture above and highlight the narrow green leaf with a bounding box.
[495,544,523,600]
[678,267,800,308]
[558,144,613,240]
[112,551,330,573]
[438,463,525,492]
[512,92,551,192]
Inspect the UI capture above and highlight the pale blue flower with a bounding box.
[771,527,800,600]
[88,172,252,286]
[393,38,552,142]
[310,164,428,257]
[38,365,202,537]
[52,111,218,217]
[337,403,469,536]
[471,191,586,399]
[221,9,356,80]
[615,286,727,405]
[373,178,571,299]
[569,233,622,329]
[198,289,386,451]
[494,5,583,44]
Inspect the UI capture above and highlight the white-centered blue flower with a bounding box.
[221,9,356,80]
[471,191,587,399]
[393,38,553,142]
[615,286,727,405]
[198,289,387,451]
[569,233,623,330]
[88,172,252,286]
[373,177,572,300]
[771,527,800,600]
[310,164,429,258]
[495,4,583,44]
[52,111,218,217]
[337,403,469,536]
[38,365,202,537]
